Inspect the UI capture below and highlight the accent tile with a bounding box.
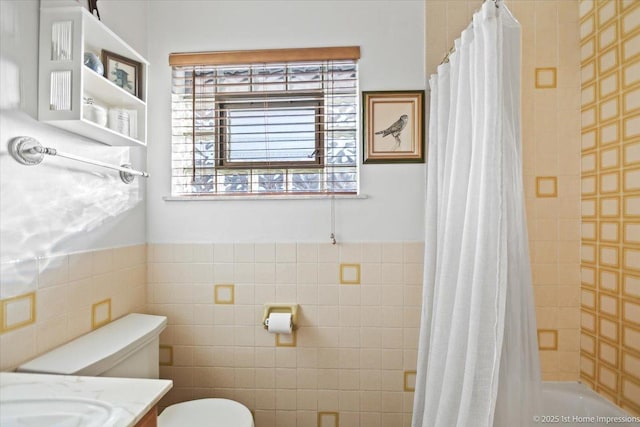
[159,345,174,366]
[317,411,339,427]
[214,284,235,304]
[91,298,111,329]
[403,370,416,392]
[623,300,640,326]
[622,351,640,381]
[536,68,557,89]
[276,331,297,347]
[0,292,36,333]
[536,176,558,198]
[538,329,559,350]
[599,339,619,368]
[339,264,361,285]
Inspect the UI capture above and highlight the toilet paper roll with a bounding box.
[266,312,293,334]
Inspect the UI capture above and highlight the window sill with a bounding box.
[163,194,368,201]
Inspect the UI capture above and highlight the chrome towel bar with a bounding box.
[8,136,149,184]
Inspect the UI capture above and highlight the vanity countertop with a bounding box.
[0,372,172,426]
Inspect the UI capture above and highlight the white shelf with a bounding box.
[82,67,145,110]
[45,118,146,147]
[38,2,148,147]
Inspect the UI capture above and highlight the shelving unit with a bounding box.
[38,1,148,147]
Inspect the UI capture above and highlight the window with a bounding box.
[217,93,323,168]
[170,46,360,196]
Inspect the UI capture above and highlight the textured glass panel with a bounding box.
[257,170,285,192]
[190,174,215,194]
[292,173,321,192]
[217,68,250,92]
[51,21,72,61]
[327,171,357,192]
[50,70,71,110]
[288,65,322,90]
[194,68,216,94]
[194,139,216,167]
[219,172,249,193]
[194,108,215,132]
[252,66,286,91]
[327,145,357,165]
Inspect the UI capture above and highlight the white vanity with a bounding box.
[0,372,171,427]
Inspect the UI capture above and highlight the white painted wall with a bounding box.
[147,0,426,243]
[0,0,148,267]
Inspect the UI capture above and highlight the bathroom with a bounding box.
[0,0,639,426]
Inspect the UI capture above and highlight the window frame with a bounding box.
[169,46,360,197]
[216,92,325,169]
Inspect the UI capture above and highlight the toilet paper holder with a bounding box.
[262,304,299,330]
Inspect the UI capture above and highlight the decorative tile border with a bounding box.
[535,67,557,89]
[622,376,640,406]
[581,353,596,380]
[622,324,640,353]
[598,338,619,369]
[600,315,620,343]
[623,272,640,298]
[317,411,339,427]
[598,363,620,394]
[214,284,235,304]
[404,370,417,392]
[536,176,558,198]
[0,292,36,334]
[339,264,361,285]
[276,330,297,347]
[622,350,640,382]
[622,299,640,326]
[91,298,112,329]
[537,329,558,351]
[159,344,174,366]
[599,268,620,293]
[581,331,596,356]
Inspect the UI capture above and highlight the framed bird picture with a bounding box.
[362,90,425,163]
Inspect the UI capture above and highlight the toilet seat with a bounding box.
[158,398,254,427]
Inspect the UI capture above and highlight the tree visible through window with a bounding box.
[170,47,360,196]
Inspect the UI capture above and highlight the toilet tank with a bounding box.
[17,313,167,379]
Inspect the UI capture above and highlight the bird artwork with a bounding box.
[375,114,408,149]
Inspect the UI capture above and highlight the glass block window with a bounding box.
[170,47,359,196]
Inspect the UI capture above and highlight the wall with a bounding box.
[0,0,148,369]
[426,0,582,382]
[578,0,640,414]
[144,2,426,426]
[0,246,147,371]
[146,0,426,243]
[148,242,423,427]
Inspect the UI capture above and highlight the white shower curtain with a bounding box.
[412,2,541,427]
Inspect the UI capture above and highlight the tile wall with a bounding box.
[147,242,424,427]
[579,0,640,414]
[426,0,583,381]
[0,245,147,370]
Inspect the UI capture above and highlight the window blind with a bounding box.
[170,47,360,196]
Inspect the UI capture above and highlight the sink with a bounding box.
[0,397,119,427]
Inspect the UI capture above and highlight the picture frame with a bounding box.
[102,50,142,99]
[362,90,425,164]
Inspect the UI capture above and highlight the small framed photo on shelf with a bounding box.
[362,90,425,164]
[102,50,142,99]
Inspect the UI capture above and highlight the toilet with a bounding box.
[16,313,253,427]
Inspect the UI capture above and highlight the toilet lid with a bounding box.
[158,398,254,427]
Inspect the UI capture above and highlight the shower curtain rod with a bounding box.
[8,136,149,184]
[439,0,500,65]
